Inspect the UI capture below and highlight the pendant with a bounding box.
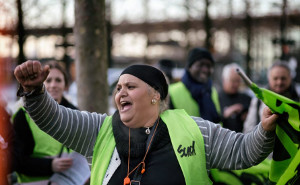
[124,177,130,185]
[145,127,150,134]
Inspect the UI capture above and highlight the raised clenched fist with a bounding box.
[14,60,50,92]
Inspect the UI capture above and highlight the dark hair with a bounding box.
[268,61,291,78]
[43,61,69,87]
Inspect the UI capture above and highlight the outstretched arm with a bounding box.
[197,106,278,170]
[14,60,107,157]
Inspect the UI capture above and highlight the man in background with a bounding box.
[169,47,221,123]
[218,63,251,132]
[243,61,299,133]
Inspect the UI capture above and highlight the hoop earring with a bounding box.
[151,99,157,105]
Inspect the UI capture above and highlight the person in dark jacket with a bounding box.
[218,63,251,132]
[169,47,221,123]
[13,61,76,184]
[243,61,299,133]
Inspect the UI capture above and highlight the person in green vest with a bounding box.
[14,60,279,185]
[169,47,221,123]
[13,61,77,184]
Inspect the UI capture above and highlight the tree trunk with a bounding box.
[280,0,287,60]
[16,0,25,65]
[74,0,108,113]
[245,0,252,77]
[204,0,213,50]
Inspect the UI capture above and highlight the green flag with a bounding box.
[237,68,300,184]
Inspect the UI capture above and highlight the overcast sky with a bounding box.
[0,0,299,29]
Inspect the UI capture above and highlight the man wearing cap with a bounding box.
[169,47,221,123]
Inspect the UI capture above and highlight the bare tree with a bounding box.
[74,0,108,113]
[106,1,113,67]
[16,0,25,65]
[204,0,213,50]
[183,0,192,51]
[280,0,288,60]
[245,0,252,77]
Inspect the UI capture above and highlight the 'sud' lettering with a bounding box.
[177,141,196,157]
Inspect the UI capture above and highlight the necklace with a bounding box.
[124,119,160,185]
[145,127,150,134]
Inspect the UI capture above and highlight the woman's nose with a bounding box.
[118,88,127,96]
[49,81,56,87]
[48,81,59,89]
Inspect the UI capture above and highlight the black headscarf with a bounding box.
[120,64,168,100]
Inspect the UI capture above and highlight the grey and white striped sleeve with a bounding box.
[23,91,107,157]
[192,116,275,170]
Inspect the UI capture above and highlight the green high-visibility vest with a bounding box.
[13,108,68,183]
[210,159,271,185]
[91,109,211,185]
[169,81,221,117]
[270,125,299,184]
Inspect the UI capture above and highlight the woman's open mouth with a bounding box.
[120,101,132,112]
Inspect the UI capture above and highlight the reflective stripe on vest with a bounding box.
[91,116,115,185]
[169,82,221,117]
[161,109,211,185]
[91,109,211,185]
[13,107,66,183]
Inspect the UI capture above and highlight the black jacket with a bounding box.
[13,97,77,176]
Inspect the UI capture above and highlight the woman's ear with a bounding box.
[153,90,161,101]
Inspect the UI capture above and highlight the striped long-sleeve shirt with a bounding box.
[23,91,275,171]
